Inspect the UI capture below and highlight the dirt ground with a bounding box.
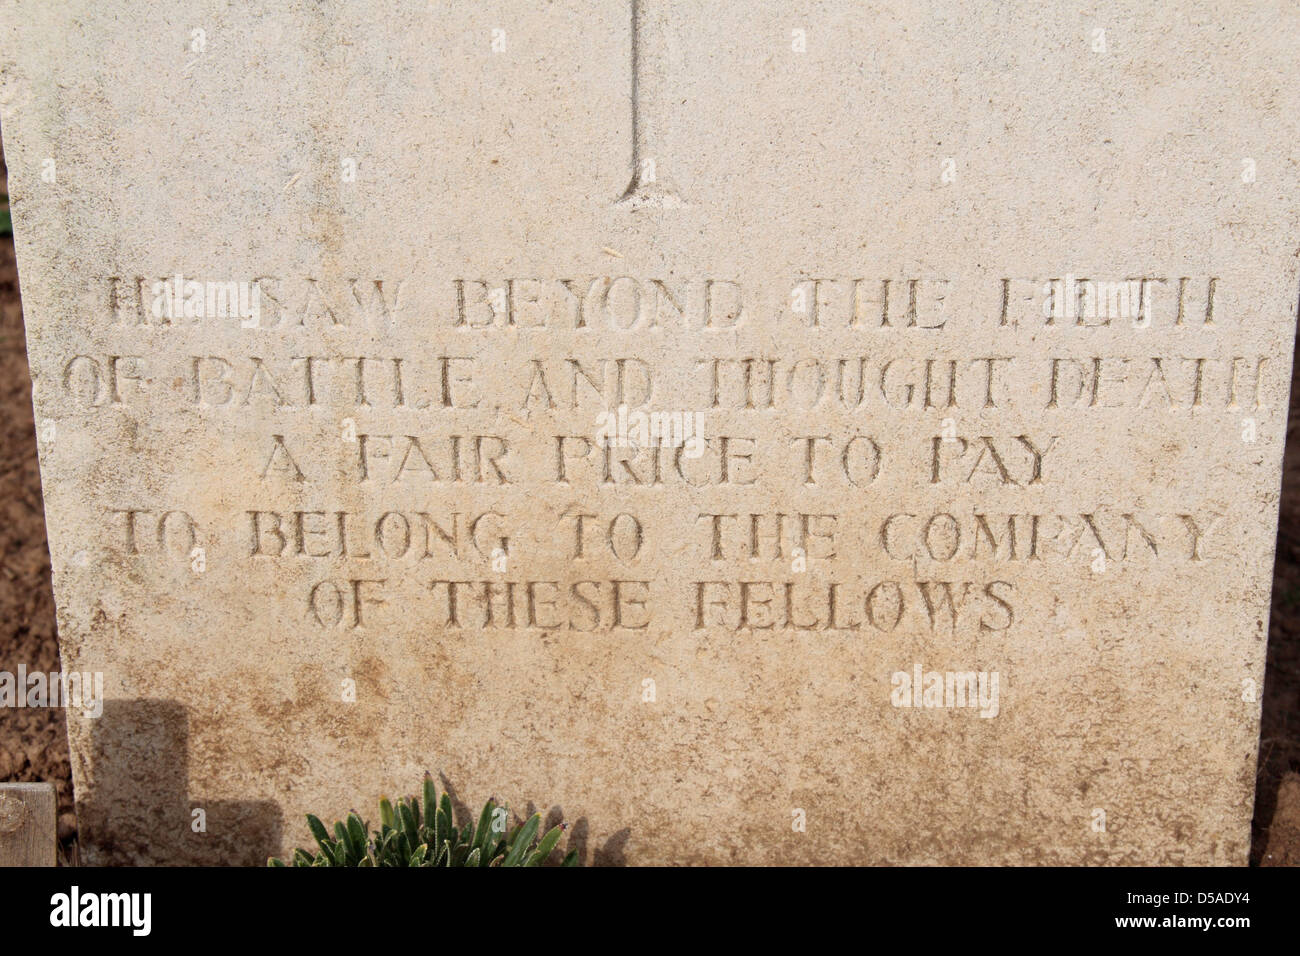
[0,155,1297,866]
[1253,339,1300,865]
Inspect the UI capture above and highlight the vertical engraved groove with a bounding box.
[618,0,682,206]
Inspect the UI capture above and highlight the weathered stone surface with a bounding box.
[2,0,1297,864]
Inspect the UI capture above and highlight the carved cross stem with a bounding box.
[619,0,682,205]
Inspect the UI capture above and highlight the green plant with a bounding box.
[269,775,577,867]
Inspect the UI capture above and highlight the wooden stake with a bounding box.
[0,783,57,867]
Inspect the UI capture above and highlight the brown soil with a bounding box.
[1253,337,1300,864]
[0,153,1296,866]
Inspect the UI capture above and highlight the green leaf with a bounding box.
[422,776,438,827]
[346,813,368,859]
[307,814,331,854]
[465,847,481,867]
[333,821,350,855]
[561,849,579,867]
[437,794,454,848]
[379,796,395,830]
[481,834,502,864]
[502,814,541,867]
[525,825,564,866]
[399,801,419,848]
[473,799,495,852]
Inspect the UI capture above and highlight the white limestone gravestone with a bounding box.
[0,0,1297,863]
